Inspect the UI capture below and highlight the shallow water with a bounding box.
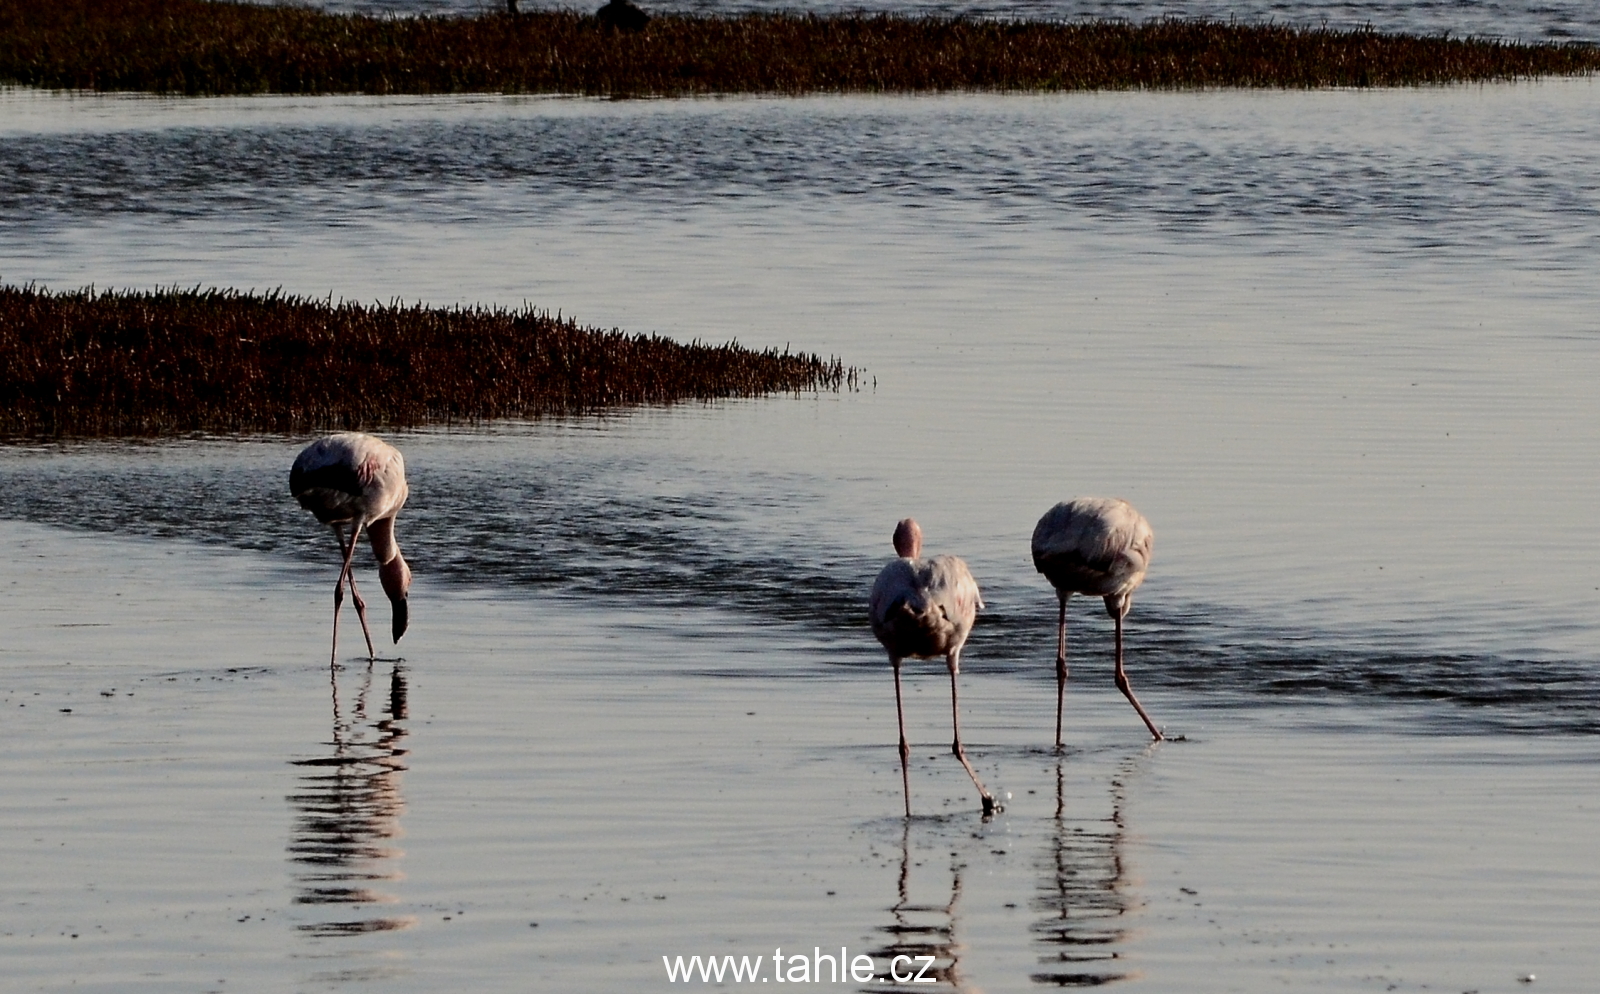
[4,81,1600,719]
[3,42,1600,994]
[3,522,1596,992]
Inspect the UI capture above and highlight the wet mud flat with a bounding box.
[1,517,1595,992]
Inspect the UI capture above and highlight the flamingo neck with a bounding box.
[372,517,411,610]
[367,517,401,566]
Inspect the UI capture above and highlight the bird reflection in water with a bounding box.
[1031,759,1138,987]
[286,660,416,937]
[865,823,976,993]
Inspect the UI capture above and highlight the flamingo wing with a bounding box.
[1031,498,1152,597]
[290,433,408,524]
[869,555,981,660]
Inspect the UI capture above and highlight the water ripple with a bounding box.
[4,92,1598,264]
[1,442,1595,735]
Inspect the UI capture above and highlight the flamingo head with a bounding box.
[892,518,922,559]
[379,554,412,643]
[1104,591,1131,620]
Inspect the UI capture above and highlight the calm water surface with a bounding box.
[2,41,1599,994]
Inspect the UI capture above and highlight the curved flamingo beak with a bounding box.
[391,598,409,644]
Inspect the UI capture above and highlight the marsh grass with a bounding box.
[2,0,1596,96]
[0,284,853,438]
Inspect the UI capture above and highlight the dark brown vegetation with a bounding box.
[2,0,1596,95]
[0,284,854,438]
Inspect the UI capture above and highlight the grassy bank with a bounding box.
[0,284,853,438]
[2,0,1596,95]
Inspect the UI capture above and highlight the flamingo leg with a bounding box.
[947,649,997,815]
[329,519,367,667]
[333,524,377,662]
[1112,611,1162,741]
[892,656,911,818]
[1055,590,1070,750]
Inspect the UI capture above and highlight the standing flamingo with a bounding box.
[290,433,412,665]
[869,518,996,816]
[1031,497,1161,745]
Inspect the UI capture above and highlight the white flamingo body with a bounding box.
[868,556,982,663]
[291,433,412,662]
[291,433,409,528]
[1031,497,1161,744]
[868,519,996,816]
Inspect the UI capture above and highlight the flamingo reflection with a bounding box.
[1030,759,1139,987]
[864,823,978,993]
[287,661,415,937]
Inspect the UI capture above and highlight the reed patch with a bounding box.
[0,284,854,438]
[2,0,1596,96]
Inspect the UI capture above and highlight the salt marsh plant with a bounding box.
[2,0,1596,96]
[0,284,853,437]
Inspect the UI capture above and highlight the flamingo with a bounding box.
[869,518,997,816]
[290,433,412,665]
[1031,497,1161,745]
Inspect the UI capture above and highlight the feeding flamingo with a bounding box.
[868,518,997,816]
[1031,497,1161,745]
[290,433,412,665]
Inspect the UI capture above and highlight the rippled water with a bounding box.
[2,28,1599,994]
[5,521,1596,992]
[4,81,1599,727]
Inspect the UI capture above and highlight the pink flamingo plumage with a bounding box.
[869,519,996,816]
[290,433,412,665]
[1032,497,1161,745]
